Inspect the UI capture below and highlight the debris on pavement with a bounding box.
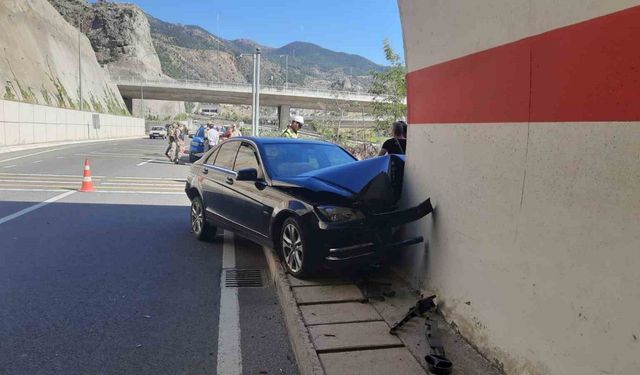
[425,317,453,375]
[389,295,437,334]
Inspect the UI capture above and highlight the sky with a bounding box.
[91,0,404,65]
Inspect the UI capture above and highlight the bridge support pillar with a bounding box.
[123,97,133,115]
[277,105,290,131]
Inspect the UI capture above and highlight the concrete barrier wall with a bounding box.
[0,99,144,147]
[398,1,640,374]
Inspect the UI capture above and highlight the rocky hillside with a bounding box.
[47,0,383,119]
[49,0,184,117]
[0,0,127,114]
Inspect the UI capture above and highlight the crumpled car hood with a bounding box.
[271,155,405,210]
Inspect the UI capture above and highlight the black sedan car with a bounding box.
[185,137,432,277]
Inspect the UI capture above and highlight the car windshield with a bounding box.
[152,127,163,130]
[262,143,356,178]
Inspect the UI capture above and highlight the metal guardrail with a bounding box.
[111,76,378,102]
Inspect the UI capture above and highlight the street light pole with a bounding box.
[279,54,289,89]
[240,49,261,136]
[255,48,261,136]
[78,17,83,111]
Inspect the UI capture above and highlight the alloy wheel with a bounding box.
[191,199,203,234]
[282,223,303,273]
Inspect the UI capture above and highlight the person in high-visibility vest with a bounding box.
[281,115,304,138]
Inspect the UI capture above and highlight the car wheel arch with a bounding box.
[186,186,200,201]
[271,210,298,251]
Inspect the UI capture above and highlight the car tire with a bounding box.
[149,135,154,139]
[280,217,316,278]
[189,153,198,163]
[190,195,216,242]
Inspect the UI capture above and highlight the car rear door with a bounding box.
[201,141,240,225]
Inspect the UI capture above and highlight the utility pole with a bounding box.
[254,48,261,136]
[78,17,83,111]
[251,52,257,135]
[242,49,262,136]
[279,55,289,89]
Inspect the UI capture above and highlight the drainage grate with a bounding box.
[224,269,264,288]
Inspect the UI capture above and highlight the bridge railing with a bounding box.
[110,75,377,101]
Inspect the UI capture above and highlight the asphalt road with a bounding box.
[0,138,297,375]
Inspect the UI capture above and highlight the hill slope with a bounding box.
[1,0,127,114]
[147,15,381,90]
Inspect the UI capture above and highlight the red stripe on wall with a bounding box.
[407,6,640,124]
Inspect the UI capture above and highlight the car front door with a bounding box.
[201,141,240,226]
[226,142,272,238]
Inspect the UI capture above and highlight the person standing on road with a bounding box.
[174,124,185,164]
[205,123,220,152]
[165,122,178,161]
[281,115,304,138]
[229,123,242,138]
[378,121,407,156]
[165,122,181,163]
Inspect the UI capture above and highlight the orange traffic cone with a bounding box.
[79,158,96,192]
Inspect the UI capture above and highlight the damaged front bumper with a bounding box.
[318,199,433,262]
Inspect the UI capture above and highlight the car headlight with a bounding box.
[316,206,364,223]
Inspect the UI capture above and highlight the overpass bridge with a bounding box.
[113,76,378,128]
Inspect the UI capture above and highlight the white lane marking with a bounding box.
[100,181,183,186]
[0,179,79,184]
[2,165,16,169]
[0,188,183,194]
[0,190,76,225]
[89,152,151,156]
[0,188,68,192]
[111,176,186,181]
[136,159,153,166]
[217,231,242,375]
[0,147,71,164]
[0,172,105,178]
[31,160,43,164]
[90,190,184,195]
[0,172,184,181]
[73,154,149,159]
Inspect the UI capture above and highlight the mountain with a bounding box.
[147,15,381,90]
[46,0,383,118]
[269,41,382,76]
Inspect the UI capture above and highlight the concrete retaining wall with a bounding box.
[398,1,640,374]
[0,99,144,147]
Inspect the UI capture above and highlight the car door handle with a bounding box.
[225,176,234,185]
[202,168,209,175]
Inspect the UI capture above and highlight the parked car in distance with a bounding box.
[185,137,433,277]
[149,126,167,139]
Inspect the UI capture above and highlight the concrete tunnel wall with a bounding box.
[397,1,640,374]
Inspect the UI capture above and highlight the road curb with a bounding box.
[262,246,325,375]
[0,136,144,154]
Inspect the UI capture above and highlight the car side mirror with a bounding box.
[236,168,258,181]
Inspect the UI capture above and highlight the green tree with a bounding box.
[369,39,407,133]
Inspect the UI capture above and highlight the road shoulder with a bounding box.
[263,246,505,375]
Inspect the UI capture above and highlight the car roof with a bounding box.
[234,137,333,146]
